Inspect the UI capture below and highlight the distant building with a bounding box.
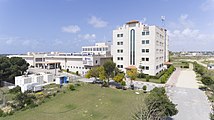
[82,42,111,56]
[111,20,169,76]
[8,43,112,76]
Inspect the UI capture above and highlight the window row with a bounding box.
[142,49,149,53]
[117,57,123,61]
[141,66,149,70]
[117,65,123,68]
[156,56,164,60]
[156,32,164,39]
[82,47,108,51]
[117,34,123,37]
[62,65,87,69]
[156,64,164,70]
[156,41,164,46]
[142,57,149,61]
[117,42,123,45]
[142,40,149,44]
[142,31,149,35]
[117,49,123,53]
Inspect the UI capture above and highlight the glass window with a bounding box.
[142,32,145,35]
[142,40,145,44]
[146,58,149,61]
[142,58,145,61]
[121,34,123,37]
[146,66,149,70]
[142,49,145,53]
[146,49,149,53]
[146,31,149,35]
[146,40,149,44]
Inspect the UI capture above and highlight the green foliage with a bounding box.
[137,73,146,78]
[201,76,214,85]
[85,67,100,79]
[68,84,75,91]
[103,60,116,85]
[142,85,147,91]
[0,57,29,84]
[193,62,214,86]
[121,81,126,86]
[0,109,3,117]
[158,65,175,83]
[133,87,178,120]
[9,86,21,94]
[113,73,124,83]
[145,75,150,82]
[13,92,37,110]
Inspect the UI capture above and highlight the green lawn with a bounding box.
[2,84,145,120]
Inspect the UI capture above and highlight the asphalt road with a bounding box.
[167,64,211,120]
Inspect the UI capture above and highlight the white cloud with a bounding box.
[88,16,108,28]
[78,34,96,40]
[200,0,214,11]
[167,14,214,51]
[62,25,80,33]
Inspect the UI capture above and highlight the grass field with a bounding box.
[2,84,145,120]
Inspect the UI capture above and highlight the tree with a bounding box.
[113,73,124,83]
[126,68,137,83]
[85,67,100,80]
[133,87,178,120]
[103,60,116,86]
[0,57,29,85]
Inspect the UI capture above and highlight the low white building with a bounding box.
[15,75,32,86]
[8,43,112,76]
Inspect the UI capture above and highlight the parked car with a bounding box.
[92,79,103,84]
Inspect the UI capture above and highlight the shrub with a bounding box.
[9,86,21,94]
[201,76,214,85]
[68,84,75,91]
[0,109,4,117]
[142,85,147,91]
[137,73,146,78]
[121,81,126,86]
[146,75,150,82]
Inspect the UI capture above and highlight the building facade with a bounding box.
[111,20,169,76]
[8,43,112,76]
[82,42,111,56]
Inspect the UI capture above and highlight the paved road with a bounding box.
[167,63,211,120]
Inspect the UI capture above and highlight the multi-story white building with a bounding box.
[8,43,112,76]
[111,20,169,76]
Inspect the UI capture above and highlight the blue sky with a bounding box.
[0,0,214,54]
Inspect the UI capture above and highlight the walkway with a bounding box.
[167,63,211,120]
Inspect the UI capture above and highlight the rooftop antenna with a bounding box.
[161,16,166,28]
